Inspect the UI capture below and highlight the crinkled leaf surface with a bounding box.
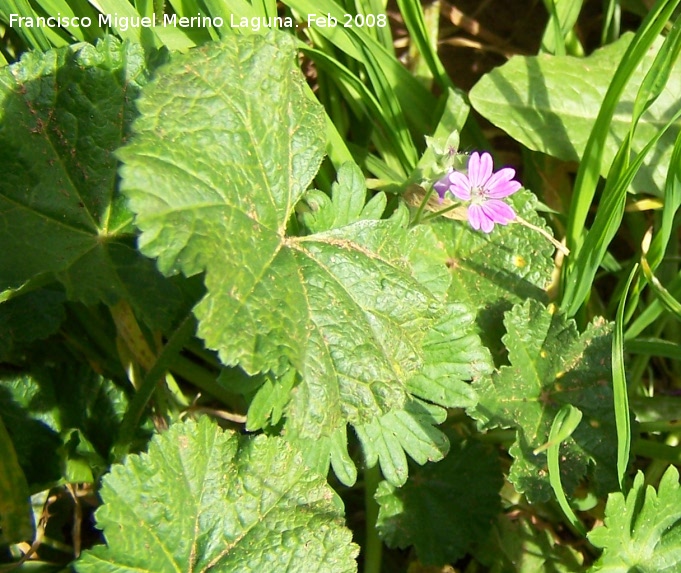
[75,417,359,573]
[285,302,491,487]
[470,299,617,503]
[375,437,502,565]
[118,32,490,455]
[470,33,680,194]
[588,465,681,572]
[430,189,554,360]
[0,37,182,329]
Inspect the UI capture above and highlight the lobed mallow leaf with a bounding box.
[0,37,183,329]
[375,437,502,565]
[75,417,359,573]
[588,465,681,572]
[470,299,617,503]
[118,29,491,464]
[430,189,554,360]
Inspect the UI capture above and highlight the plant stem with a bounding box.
[419,201,465,223]
[112,313,196,461]
[171,355,243,407]
[411,185,434,225]
[515,215,570,255]
[363,463,383,573]
[633,437,681,463]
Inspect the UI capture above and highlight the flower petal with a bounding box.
[468,152,493,188]
[433,173,451,201]
[485,179,522,199]
[467,203,484,230]
[480,199,516,225]
[470,202,495,232]
[484,168,521,198]
[480,215,495,233]
[448,171,471,200]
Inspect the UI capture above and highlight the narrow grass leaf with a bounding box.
[641,229,681,323]
[2,0,52,50]
[626,338,681,359]
[395,0,451,89]
[542,404,586,536]
[648,130,681,271]
[562,108,681,316]
[287,0,436,137]
[625,270,681,339]
[613,264,637,490]
[564,0,681,257]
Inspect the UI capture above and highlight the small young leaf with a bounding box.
[589,465,681,572]
[301,162,385,233]
[246,368,297,431]
[0,361,135,486]
[375,438,502,565]
[469,299,617,503]
[75,417,359,573]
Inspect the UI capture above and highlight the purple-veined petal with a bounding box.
[468,152,493,188]
[484,168,521,198]
[479,214,495,233]
[433,173,451,201]
[448,171,471,200]
[485,179,522,199]
[467,203,483,230]
[480,199,516,225]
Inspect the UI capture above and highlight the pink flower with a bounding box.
[435,152,521,233]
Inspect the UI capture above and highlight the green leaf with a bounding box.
[430,189,555,358]
[118,32,490,456]
[0,37,183,330]
[475,515,584,572]
[354,398,449,487]
[246,368,297,431]
[0,361,134,486]
[0,413,34,544]
[588,465,681,572]
[0,288,65,361]
[301,162,387,234]
[375,438,502,565]
[75,417,359,573]
[470,299,617,503]
[470,33,681,194]
[405,303,489,408]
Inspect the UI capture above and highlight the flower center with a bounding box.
[470,185,486,203]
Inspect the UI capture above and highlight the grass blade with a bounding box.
[563,0,680,271]
[613,263,638,490]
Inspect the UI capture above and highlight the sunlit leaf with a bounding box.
[469,299,617,502]
[76,417,359,573]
